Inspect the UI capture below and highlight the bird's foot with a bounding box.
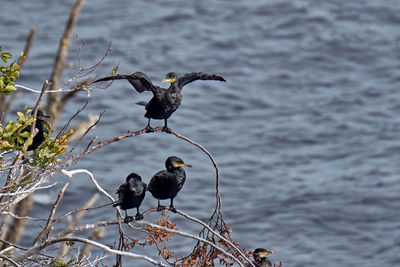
[157,205,166,212]
[162,126,171,133]
[123,216,134,223]
[134,213,143,220]
[145,126,155,133]
[169,206,177,213]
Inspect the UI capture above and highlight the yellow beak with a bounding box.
[174,162,192,168]
[162,78,176,83]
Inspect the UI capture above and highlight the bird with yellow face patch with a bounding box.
[93,72,226,133]
[148,156,192,212]
[246,248,276,267]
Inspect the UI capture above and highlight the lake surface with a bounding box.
[1,0,400,266]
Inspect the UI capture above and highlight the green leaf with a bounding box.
[0,52,12,63]
[10,63,20,72]
[0,141,12,150]
[2,84,16,94]
[17,112,25,122]
[20,131,31,138]
[17,136,25,144]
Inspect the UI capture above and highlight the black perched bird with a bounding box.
[113,173,147,222]
[93,72,226,133]
[148,156,191,212]
[246,248,275,267]
[23,110,50,151]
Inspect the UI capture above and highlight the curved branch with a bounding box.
[170,131,222,220]
[80,127,221,215]
[13,236,168,266]
[61,169,114,202]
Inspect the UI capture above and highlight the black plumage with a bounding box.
[22,110,50,151]
[148,156,191,212]
[93,72,226,132]
[113,173,147,222]
[246,248,275,267]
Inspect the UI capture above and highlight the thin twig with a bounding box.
[14,85,76,94]
[56,101,88,139]
[33,183,69,245]
[0,183,57,197]
[177,210,253,266]
[0,254,20,267]
[59,193,100,261]
[47,0,85,125]
[0,238,53,258]
[61,169,114,202]
[19,28,35,68]
[73,111,104,150]
[31,80,51,134]
[52,201,114,226]
[0,212,47,221]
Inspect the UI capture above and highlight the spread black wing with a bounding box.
[177,72,226,89]
[93,72,160,93]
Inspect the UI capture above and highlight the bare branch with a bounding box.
[0,254,21,267]
[78,227,105,262]
[0,183,57,197]
[14,84,77,94]
[13,236,168,266]
[59,193,99,261]
[34,183,69,245]
[0,211,47,222]
[0,238,53,259]
[19,27,35,68]
[177,210,253,266]
[47,0,85,125]
[61,169,114,202]
[52,201,113,226]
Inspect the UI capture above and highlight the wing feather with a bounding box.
[93,72,160,93]
[178,72,226,88]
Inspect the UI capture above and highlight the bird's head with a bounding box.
[162,72,177,84]
[126,173,143,191]
[36,110,51,120]
[165,156,192,171]
[252,248,275,261]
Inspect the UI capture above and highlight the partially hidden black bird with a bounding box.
[148,156,191,212]
[93,72,226,133]
[22,110,50,151]
[113,173,147,223]
[246,248,275,267]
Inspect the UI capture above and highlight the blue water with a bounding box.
[1,0,400,266]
